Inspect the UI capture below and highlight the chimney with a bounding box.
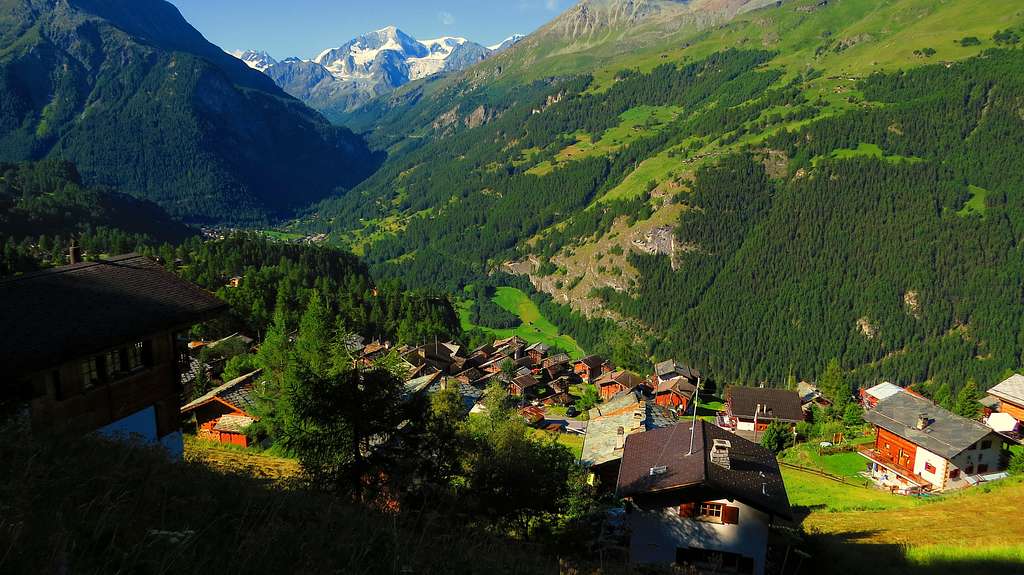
[614,426,626,450]
[711,439,732,469]
[68,240,81,265]
[916,413,929,430]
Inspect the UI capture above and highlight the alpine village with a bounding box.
[2,0,1024,574]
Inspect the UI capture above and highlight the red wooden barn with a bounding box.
[181,370,261,447]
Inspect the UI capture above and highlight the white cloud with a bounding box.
[545,0,559,11]
[438,11,456,26]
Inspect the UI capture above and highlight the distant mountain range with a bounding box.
[233,27,524,119]
[0,0,381,225]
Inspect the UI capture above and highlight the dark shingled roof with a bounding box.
[513,373,540,390]
[655,359,700,380]
[616,421,791,519]
[1,254,227,375]
[727,387,804,422]
[181,371,261,414]
[577,355,607,369]
[863,392,996,459]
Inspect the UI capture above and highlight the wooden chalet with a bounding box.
[722,387,804,438]
[595,370,645,400]
[860,391,1008,493]
[985,374,1024,440]
[653,359,700,386]
[181,370,261,447]
[525,342,550,365]
[653,376,697,411]
[1,254,227,459]
[510,373,540,397]
[615,421,792,574]
[574,355,612,384]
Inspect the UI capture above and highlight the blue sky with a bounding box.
[169,0,565,59]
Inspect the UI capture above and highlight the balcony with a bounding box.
[857,444,931,488]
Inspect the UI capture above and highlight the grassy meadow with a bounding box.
[458,287,585,358]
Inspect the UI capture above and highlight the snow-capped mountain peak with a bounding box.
[488,34,526,52]
[256,27,525,114]
[230,49,278,72]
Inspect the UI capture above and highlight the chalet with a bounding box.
[1,254,227,458]
[542,353,571,370]
[723,387,804,438]
[797,381,831,411]
[861,381,908,408]
[860,392,1008,493]
[595,370,645,400]
[574,355,612,383]
[580,388,677,486]
[510,373,540,397]
[181,371,261,447]
[652,377,697,412]
[541,376,573,406]
[653,359,700,386]
[616,421,792,575]
[525,342,550,365]
[986,374,1024,429]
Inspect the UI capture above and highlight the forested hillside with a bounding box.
[297,0,1024,395]
[0,0,381,225]
[0,159,192,276]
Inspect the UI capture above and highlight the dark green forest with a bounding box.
[0,159,192,276]
[164,234,461,347]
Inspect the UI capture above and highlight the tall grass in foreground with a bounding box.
[0,428,564,575]
[906,545,1024,565]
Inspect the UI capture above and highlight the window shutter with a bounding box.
[722,505,740,525]
[679,503,695,518]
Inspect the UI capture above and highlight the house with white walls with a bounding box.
[615,420,792,575]
[859,391,1008,493]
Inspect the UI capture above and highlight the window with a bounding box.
[924,462,936,474]
[697,503,724,522]
[978,464,989,474]
[81,357,100,389]
[949,469,960,479]
[981,440,992,450]
[125,342,145,371]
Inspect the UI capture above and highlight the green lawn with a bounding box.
[957,184,989,217]
[782,467,921,513]
[695,397,724,422]
[782,443,873,480]
[533,429,585,459]
[262,230,305,242]
[458,287,585,358]
[812,143,924,167]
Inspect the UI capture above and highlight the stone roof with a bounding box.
[989,374,1024,407]
[726,387,804,422]
[616,421,791,519]
[181,371,261,414]
[213,414,255,434]
[580,396,677,468]
[577,355,606,369]
[654,359,700,380]
[0,254,227,375]
[863,392,996,460]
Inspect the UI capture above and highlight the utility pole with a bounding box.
[687,377,701,456]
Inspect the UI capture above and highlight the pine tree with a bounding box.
[295,289,333,378]
[954,379,982,419]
